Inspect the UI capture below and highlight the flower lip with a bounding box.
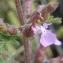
[40,30,56,47]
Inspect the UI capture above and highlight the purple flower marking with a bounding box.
[32,23,61,47]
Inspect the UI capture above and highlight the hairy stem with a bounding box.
[34,45,47,63]
[48,55,63,63]
[15,0,32,63]
[15,0,25,25]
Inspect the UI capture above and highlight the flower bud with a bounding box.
[7,24,19,35]
[22,0,34,18]
[0,18,7,33]
[36,2,59,21]
[20,23,34,37]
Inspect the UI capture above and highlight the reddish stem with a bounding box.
[34,45,47,63]
[15,0,25,25]
[15,0,32,63]
[48,55,63,63]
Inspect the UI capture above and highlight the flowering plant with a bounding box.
[0,0,63,63]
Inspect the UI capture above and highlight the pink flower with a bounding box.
[32,23,61,47]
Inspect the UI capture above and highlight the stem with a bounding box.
[48,55,63,63]
[15,0,25,25]
[34,45,47,63]
[24,38,33,63]
[15,0,32,63]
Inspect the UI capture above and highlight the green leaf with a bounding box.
[10,35,20,40]
[0,41,8,54]
[48,16,53,20]
[0,47,3,54]
[10,39,19,45]
[0,33,5,39]
[7,52,14,63]
[0,32,20,53]
[0,33,10,40]
[0,42,4,46]
[0,42,5,54]
[0,53,14,63]
[0,32,20,40]
[47,16,62,24]
[4,44,8,51]
[0,56,6,63]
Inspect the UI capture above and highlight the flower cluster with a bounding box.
[32,23,61,47]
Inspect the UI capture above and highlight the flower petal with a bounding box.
[40,35,49,47]
[54,39,61,46]
[45,30,56,43]
[40,30,56,47]
[43,23,52,29]
[32,25,42,34]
